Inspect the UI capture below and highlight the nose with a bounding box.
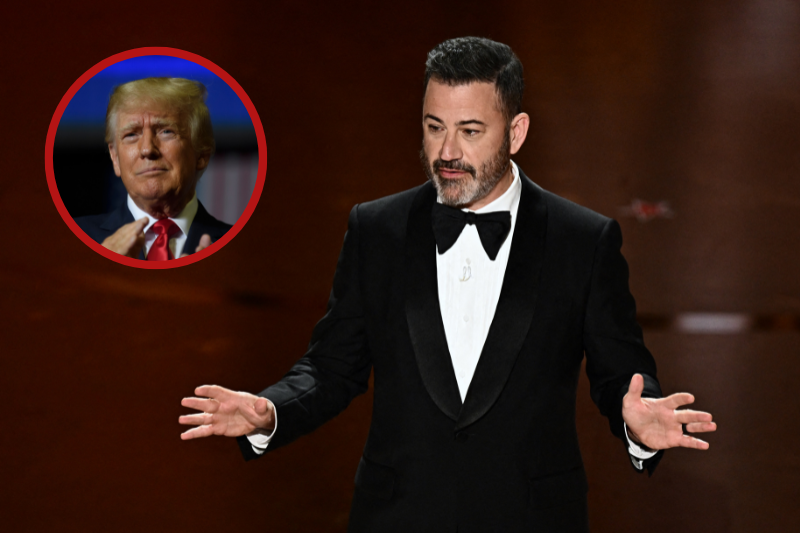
[139,129,161,159]
[439,130,463,162]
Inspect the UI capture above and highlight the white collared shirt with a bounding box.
[127,193,199,258]
[436,161,522,400]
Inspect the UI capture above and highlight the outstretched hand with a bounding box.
[622,374,716,451]
[179,385,275,440]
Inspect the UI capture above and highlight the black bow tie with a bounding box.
[431,203,512,261]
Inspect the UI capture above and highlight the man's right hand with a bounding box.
[101,217,148,258]
[179,385,275,440]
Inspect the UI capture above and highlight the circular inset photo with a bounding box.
[46,47,267,268]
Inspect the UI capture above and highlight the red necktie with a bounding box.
[146,219,180,261]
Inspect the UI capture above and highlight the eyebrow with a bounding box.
[119,118,180,132]
[119,121,142,132]
[423,114,486,126]
[151,119,179,129]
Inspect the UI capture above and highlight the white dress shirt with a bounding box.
[126,193,199,258]
[248,161,655,463]
[436,162,521,401]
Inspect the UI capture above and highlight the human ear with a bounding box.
[108,143,122,177]
[508,113,530,155]
[196,151,210,171]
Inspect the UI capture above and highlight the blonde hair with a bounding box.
[105,77,215,156]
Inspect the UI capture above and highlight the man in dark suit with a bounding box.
[75,77,231,261]
[179,38,715,532]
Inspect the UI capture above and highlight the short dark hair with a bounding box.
[424,37,524,123]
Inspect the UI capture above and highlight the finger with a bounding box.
[664,392,695,409]
[674,409,713,424]
[130,231,146,259]
[181,397,219,413]
[685,421,717,433]
[625,374,644,402]
[102,228,132,253]
[121,218,146,231]
[178,413,213,426]
[196,234,213,252]
[238,397,262,420]
[677,434,710,450]
[132,217,149,231]
[194,385,227,399]
[180,425,215,440]
[243,398,275,431]
[120,218,149,238]
[101,218,149,255]
[254,397,269,415]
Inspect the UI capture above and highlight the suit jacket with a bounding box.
[74,200,232,259]
[239,171,663,533]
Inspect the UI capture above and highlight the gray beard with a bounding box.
[421,133,511,208]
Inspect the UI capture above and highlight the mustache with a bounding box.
[432,159,477,178]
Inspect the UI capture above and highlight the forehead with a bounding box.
[423,80,502,122]
[115,100,184,127]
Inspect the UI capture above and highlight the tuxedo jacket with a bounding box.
[74,200,232,259]
[239,171,663,533]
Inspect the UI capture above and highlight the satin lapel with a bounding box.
[455,172,548,431]
[405,182,462,421]
[184,203,207,255]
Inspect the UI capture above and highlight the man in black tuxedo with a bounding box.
[180,37,715,532]
[75,77,231,261]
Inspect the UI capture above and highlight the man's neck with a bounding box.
[128,193,197,222]
[131,193,192,219]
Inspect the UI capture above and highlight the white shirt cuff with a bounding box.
[245,400,277,455]
[624,422,658,460]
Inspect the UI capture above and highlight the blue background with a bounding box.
[59,55,253,126]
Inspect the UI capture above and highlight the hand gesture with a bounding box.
[622,374,716,451]
[179,385,275,440]
[181,234,213,258]
[101,217,148,258]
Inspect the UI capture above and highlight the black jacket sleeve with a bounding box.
[582,218,664,474]
[238,205,372,459]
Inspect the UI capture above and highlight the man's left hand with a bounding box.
[622,373,716,451]
[181,234,212,257]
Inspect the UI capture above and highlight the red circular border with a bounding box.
[44,47,267,269]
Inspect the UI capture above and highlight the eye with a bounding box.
[427,123,443,133]
[463,129,479,137]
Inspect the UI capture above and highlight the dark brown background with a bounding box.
[3,1,799,531]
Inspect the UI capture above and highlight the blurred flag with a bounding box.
[196,152,259,225]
